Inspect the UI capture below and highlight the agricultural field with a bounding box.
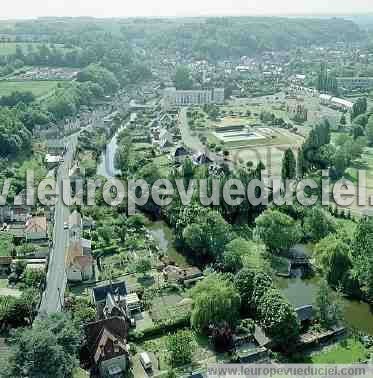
[0,80,59,98]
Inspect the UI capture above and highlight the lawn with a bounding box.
[0,42,69,56]
[0,80,59,98]
[72,368,89,378]
[0,233,14,257]
[310,338,369,363]
[140,331,222,373]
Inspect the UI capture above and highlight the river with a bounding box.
[276,273,373,335]
[96,123,126,178]
[98,125,373,336]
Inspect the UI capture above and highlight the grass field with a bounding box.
[0,233,14,257]
[0,42,68,56]
[0,80,59,97]
[310,338,369,363]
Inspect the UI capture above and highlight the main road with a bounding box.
[39,133,78,315]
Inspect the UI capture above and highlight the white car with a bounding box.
[63,222,69,230]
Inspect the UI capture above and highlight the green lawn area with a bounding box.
[72,368,89,378]
[0,80,60,98]
[0,233,14,257]
[0,42,70,56]
[310,338,369,363]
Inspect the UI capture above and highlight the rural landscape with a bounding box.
[0,7,373,378]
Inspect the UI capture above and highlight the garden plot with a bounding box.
[150,292,191,323]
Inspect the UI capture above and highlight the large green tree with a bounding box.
[254,210,302,254]
[281,148,297,180]
[190,273,240,332]
[303,207,336,242]
[257,288,300,345]
[173,66,193,90]
[5,313,82,378]
[315,235,352,287]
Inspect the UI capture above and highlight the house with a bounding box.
[103,292,127,319]
[44,154,63,169]
[159,129,173,151]
[66,240,93,282]
[69,210,82,240]
[295,305,314,325]
[92,282,128,319]
[25,216,48,241]
[85,317,129,378]
[192,152,212,165]
[173,146,189,163]
[124,293,141,315]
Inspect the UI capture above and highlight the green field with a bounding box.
[0,233,14,257]
[310,338,369,363]
[0,42,67,56]
[0,80,59,98]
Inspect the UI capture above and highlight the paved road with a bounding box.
[39,134,78,315]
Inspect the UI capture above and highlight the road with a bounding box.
[178,107,204,151]
[39,133,78,315]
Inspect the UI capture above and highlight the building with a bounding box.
[85,317,129,378]
[92,282,128,319]
[66,239,93,282]
[163,87,224,107]
[319,94,353,112]
[24,216,48,241]
[295,305,314,326]
[336,77,373,91]
[69,210,82,240]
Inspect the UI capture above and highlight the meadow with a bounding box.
[0,80,59,97]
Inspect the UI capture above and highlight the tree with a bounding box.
[190,273,240,332]
[182,209,233,262]
[314,235,352,287]
[257,288,300,345]
[135,257,151,277]
[224,238,265,273]
[281,148,297,180]
[315,280,344,329]
[174,66,193,90]
[5,313,81,378]
[351,97,367,121]
[234,268,256,314]
[303,207,336,242]
[366,116,373,146]
[166,330,195,367]
[77,63,119,94]
[340,114,347,126]
[254,210,302,254]
[351,216,373,294]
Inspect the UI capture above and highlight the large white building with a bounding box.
[319,94,353,112]
[163,87,225,107]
